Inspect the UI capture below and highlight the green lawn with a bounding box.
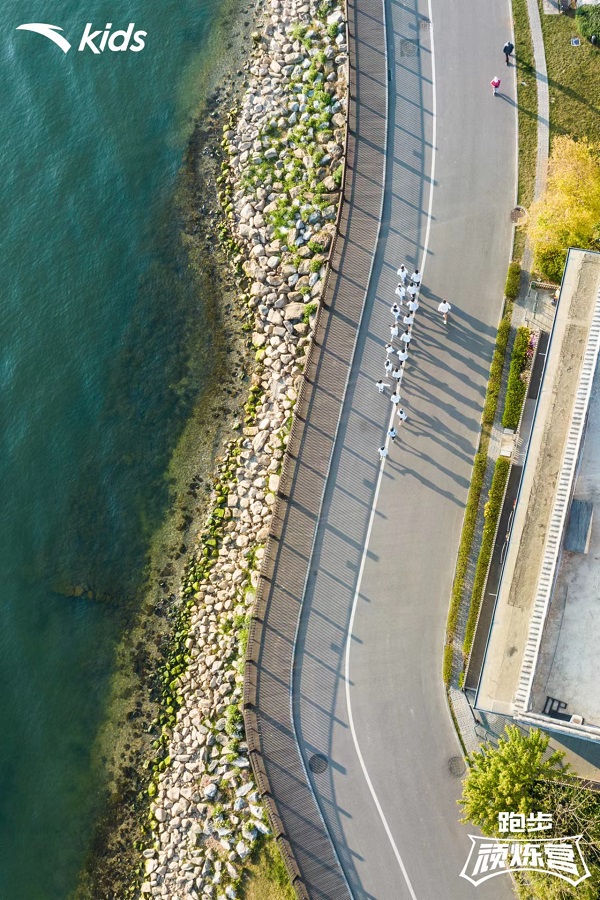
[513,0,539,212]
[537,3,600,144]
[241,837,296,900]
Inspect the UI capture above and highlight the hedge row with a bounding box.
[576,4,600,40]
[442,297,513,686]
[443,449,488,684]
[504,262,521,302]
[462,456,511,658]
[502,326,531,430]
[482,303,513,427]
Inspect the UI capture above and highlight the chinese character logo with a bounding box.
[460,812,591,887]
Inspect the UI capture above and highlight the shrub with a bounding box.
[482,303,512,427]
[463,456,511,657]
[443,300,515,685]
[504,261,521,301]
[576,4,600,40]
[532,246,565,285]
[290,23,307,42]
[443,448,487,684]
[303,302,318,324]
[442,643,454,687]
[225,704,243,735]
[327,22,339,39]
[333,163,343,186]
[502,326,530,430]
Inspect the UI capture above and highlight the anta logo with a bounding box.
[16,23,147,53]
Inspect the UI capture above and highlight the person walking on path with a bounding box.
[391,392,401,407]
[410,269,422,286]
[403,311,414,327]
[391,302,401,321]
[378,446,388,461]
[397,346,408,363]
[407,297,419,314]
[438,298,451,324]
[401,328,412,346]
[395,283,406,303]
[407,282,418,301]
[385,342,394,357]
[491,75,501,96]
[390,322,399,339]
[391,366,402,384]
[384,358,393,376]
[388,426,397,442]
[376,379,386,393]
[397,264,408,285]
[397,408,407,423]
[503,41,514,65]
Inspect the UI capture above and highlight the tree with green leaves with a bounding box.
[460,727,600,899]
[527,136,600,282]
[459,726,567,835]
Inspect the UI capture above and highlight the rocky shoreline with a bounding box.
[139,0,348,897]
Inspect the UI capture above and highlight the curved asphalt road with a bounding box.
[294,0,517,897]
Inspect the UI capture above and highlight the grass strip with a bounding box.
[511,0,538,260]
[463,456,511,658]
[442,298,513,685]
[512,0,539,210]
[241,837,297,900]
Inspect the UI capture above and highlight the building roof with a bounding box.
[475,249,600,741]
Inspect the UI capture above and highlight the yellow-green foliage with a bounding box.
[443,298,513,686]
[463,456,511,658]
[502,326,531,430]
[528,137,600,282]
[460,727,567,833]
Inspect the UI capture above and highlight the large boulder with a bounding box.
[284,302,306,321]
[308,231,332,253]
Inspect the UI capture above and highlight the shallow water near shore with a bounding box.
[0,1,251,897]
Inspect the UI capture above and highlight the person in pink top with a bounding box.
[491,76,501,96]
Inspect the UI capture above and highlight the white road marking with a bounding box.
[344,2,438,898]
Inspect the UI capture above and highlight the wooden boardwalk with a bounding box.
[243,0,387,895]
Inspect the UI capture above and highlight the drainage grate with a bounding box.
[448,756,466,778]
[309,754,329,774]
[511,205,528,224]
[400,39,419,57]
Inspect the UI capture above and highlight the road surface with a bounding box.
[293,0,517,897]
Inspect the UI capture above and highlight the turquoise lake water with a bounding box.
[0,1,243,896]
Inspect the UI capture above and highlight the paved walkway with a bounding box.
[293,0,516,894]
[244,0,387,895]
[450,0,552,750]
[247,0,520,897]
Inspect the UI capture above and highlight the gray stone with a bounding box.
[203,782,218,800]
[284,302,305,321]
